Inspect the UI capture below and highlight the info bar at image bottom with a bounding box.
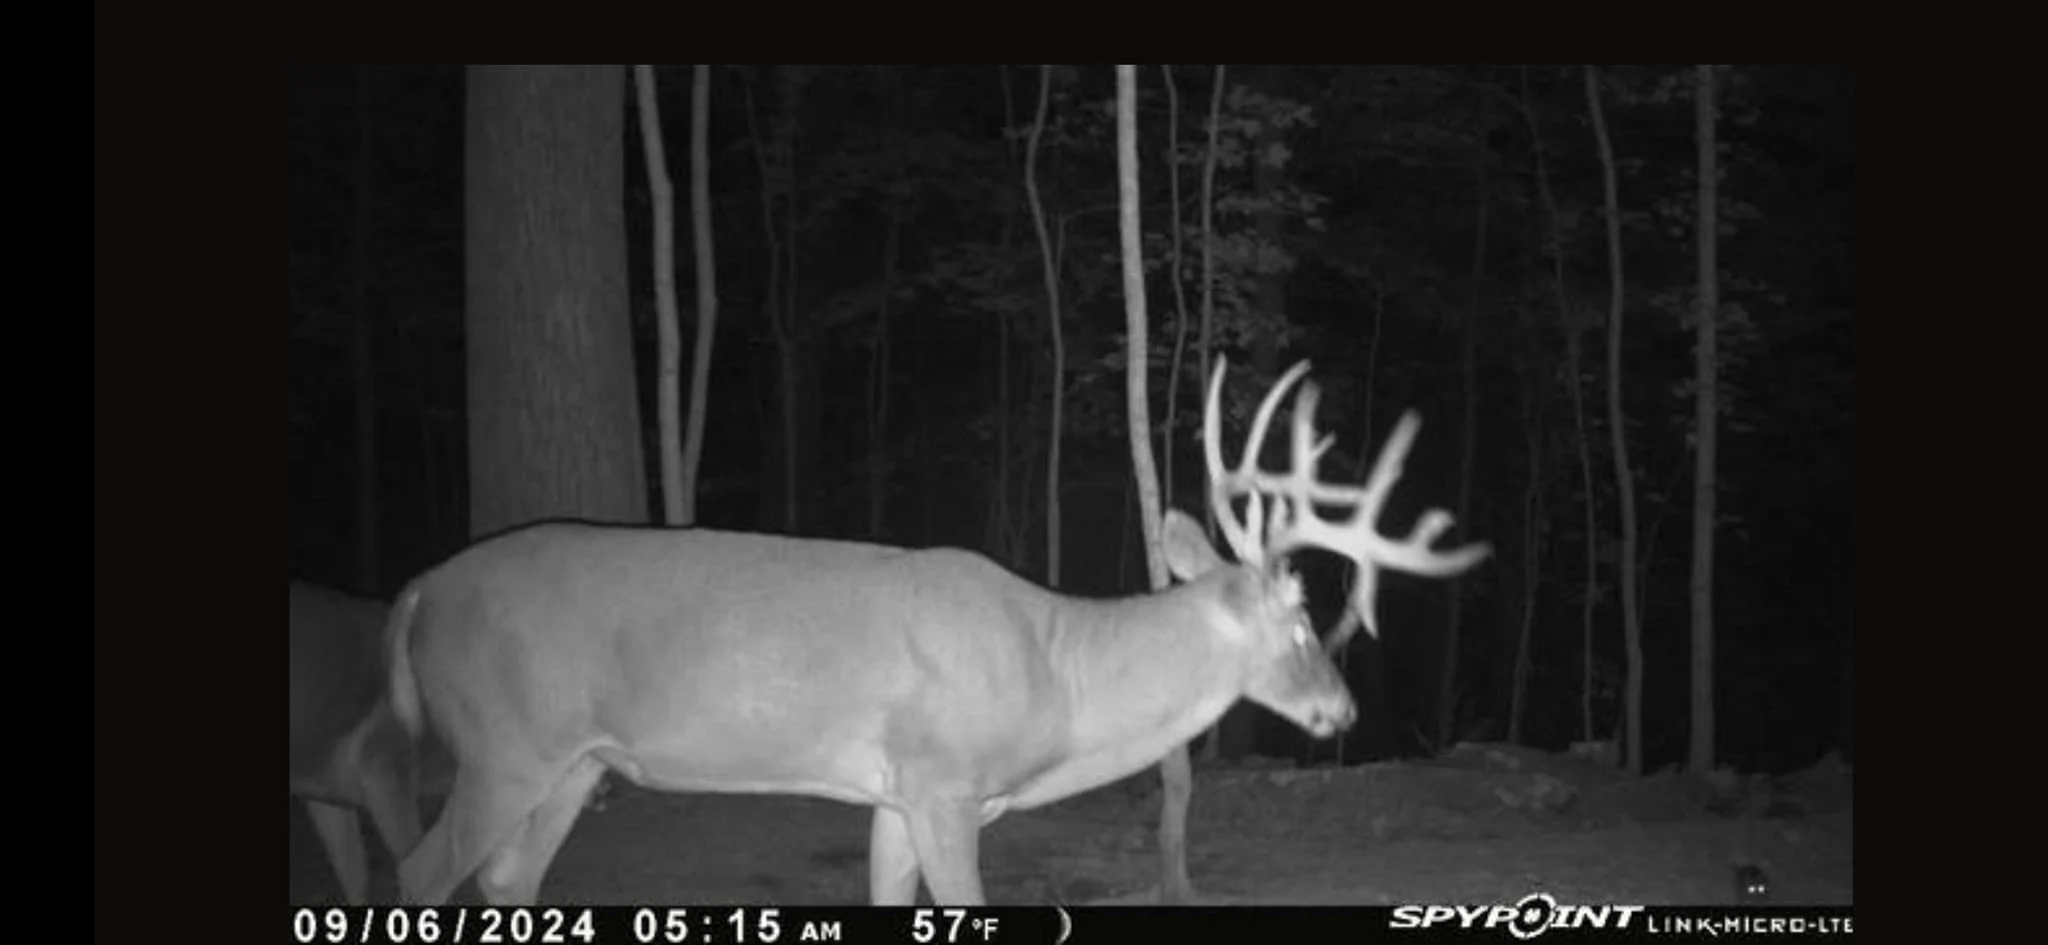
[289,902,1855,944]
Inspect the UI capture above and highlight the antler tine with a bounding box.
[1203,358,1254,562]
[1263,403,1494,641]
[1204,356,1313,566]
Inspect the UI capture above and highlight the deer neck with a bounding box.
[1014,575,1246,805]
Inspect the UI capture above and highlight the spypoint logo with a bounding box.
[1389,893,1645,939]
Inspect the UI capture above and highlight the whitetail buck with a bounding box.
[289,581,451,902]
[385,358,1490,905]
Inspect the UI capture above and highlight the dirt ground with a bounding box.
[287,744,1853,908]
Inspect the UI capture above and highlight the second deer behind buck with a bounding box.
[384,358,1489,906]
[290,581,453,903]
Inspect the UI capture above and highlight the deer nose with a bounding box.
[1305,697,1357,737]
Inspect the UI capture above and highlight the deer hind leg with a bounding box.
[399,765,562,906]
[904,797,986,906]
[305,800,369,904]
[474,755,607,905]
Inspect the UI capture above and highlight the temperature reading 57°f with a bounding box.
[910,908,998,943]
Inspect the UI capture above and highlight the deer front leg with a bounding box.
[869,807,922,905]
[904,797,985,906]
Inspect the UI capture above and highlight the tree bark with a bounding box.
[463,65,645,536]
[1114,64,1197,907]
[1688,64,1721,774]
[631,64,684,525]
[1585,65,1645,774]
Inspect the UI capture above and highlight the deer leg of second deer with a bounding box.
[359,759,425,893]
[475,757,608,905]
[904,799,986,906]
[305,800,370,905]
[868,807,922,905]
[399,769,557,906]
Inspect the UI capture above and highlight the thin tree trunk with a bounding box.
[1024,65,1063,588]
[1162,64,1190,513]
[1521,69,1603,749]
[632,65,684,525]
[1688,64,1721,774]
[1509,384,1542,744]
[1585,64,1645,775]
[1436,152,1488,752]
[1114,64,1197,908]
[1197,65,1226,546]
[1523,66,1604,751]
[681,64,719,528]
[351,65,379,592]
[1570,332,1600,748]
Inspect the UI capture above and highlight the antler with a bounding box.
[1203,356,1492,641]
[1204,358,1312,568]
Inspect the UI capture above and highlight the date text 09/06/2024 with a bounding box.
[291,906,1032,945]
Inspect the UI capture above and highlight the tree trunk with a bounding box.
[1114,64,1197,907]
[631,65,684,525]
[1688,64,1721,774]
[1509,382,1542,744]
[1436,152,1487,752]
[463,65,645,536]
[1585,65,1645,775]
[1517,68,1604,749]
[1024,65,1063,589]
[1162,63,1190,521]
[680,64,720,528]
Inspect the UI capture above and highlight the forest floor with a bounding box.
[288,743,1852,908]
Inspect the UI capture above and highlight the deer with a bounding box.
[383,357,1490,906]
[290,581,453,903]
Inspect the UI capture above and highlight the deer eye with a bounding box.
[1291,621,1316,649]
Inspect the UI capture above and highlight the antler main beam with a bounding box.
[1202,356,1492,641]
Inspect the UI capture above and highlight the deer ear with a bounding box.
[1162,509,1226,582]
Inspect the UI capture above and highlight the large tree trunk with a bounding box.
[463,65,646,536]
